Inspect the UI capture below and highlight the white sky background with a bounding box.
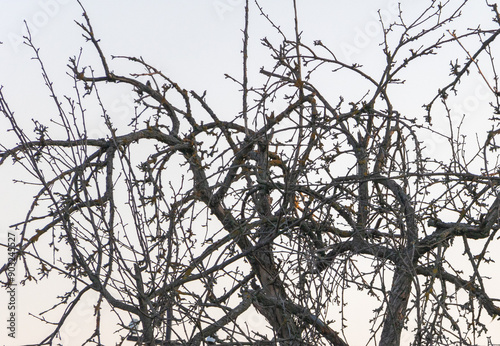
[0,0,500,345]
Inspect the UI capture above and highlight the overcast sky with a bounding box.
[1,1,500,345]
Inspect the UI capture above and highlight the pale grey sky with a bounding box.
[1,1,500,345]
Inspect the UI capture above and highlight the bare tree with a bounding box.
[1,1,500,345]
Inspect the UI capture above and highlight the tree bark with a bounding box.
[379,265,413,346]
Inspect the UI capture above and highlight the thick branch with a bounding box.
[253,290,349,346]
[416,265,500,317]
[417,219,492,258]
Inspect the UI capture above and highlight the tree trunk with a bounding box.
[379,265,413,346]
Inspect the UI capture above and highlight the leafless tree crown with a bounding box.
[1,1,500,345]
